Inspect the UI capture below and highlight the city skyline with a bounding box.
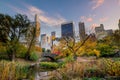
[1,0,120,37]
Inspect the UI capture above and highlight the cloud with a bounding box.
[80,16,93,22]
[91,0,104,10]
[99,17,108,22]
[118,0,120,5]
[87,17,93,22]
[8,4,66,26]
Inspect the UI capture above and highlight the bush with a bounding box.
[102,59,120,76]
[30,52,39,61]
[42,48,46,52]
[39,62,59,69]
[0,42,8,59]
[97,43,115,57]
[64,56,74,63]
[16,44,27,58]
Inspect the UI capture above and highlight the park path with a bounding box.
[76,57,96,63]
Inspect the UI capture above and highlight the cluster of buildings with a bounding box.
[33,14,120,49]
[61,20,120,40]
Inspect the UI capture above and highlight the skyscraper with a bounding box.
[61,22,75,38]
[105,29,113,35]
[51,31,56,40]
[35,14,40,43]
[95,24,106,39]
[79,22,86,41]
[118,19,120,30]
[95,24,104,33]
[41,34,47,48]
[28,14,40,46]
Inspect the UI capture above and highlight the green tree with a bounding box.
[112,30,120,49]
[25,26,36,60]
[96,43,116,57]
[0,13,31,61]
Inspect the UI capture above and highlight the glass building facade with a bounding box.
[61,22,74,38]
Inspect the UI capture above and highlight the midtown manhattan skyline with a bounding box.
[0,0,120,37]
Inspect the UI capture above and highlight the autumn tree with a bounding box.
[57,34,92,60]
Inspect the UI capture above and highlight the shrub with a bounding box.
[16,44,27,58]
[64,56,74,63]
[0,42,8,59]
[42,48,46,52]
[30,52,39,61]
[97,43,116,57]
[102,59,120,76]
[39,62,59,69]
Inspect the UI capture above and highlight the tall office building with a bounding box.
[79,22,86,41]
[61,22,75,38]
[95,24,107,39]
[41,34,47,48]
[51,31,56,40]
[118,19,120,30]
[95,24,104,33]
[105,29,113,35]
[35,14,40,43]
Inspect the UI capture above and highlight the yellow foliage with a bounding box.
[102,59,120,76]
[93,49,100,57]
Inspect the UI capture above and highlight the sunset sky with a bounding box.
[0,0,120,37]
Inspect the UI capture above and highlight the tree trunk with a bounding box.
[12,53,15,62]
[26,34,35,60]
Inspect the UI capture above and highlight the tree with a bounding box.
[112,30,120,49]
[62,34,92,59]
[25,26,36,60]
[77,37,100,57]
[0,13,31,61]
[96,35,118,57]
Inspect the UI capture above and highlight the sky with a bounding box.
[0,0,120,37]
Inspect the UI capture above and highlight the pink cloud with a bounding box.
[87,17,93,22]
[92,0,104,10]
[80,16,93,22]
[118,0,120,5]
[8,4,66,26]
[99,17,108,22]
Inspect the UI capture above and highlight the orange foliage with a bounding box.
[35,46,42,52]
